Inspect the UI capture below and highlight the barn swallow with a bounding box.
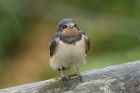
[49,18,90,79]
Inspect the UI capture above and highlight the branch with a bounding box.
[1,60,140,93]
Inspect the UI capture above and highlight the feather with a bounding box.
[80,31,90,53]
[49,34,59,57]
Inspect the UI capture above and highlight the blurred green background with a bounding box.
[0,0,140,88]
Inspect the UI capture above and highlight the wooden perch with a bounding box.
[0,60,140,93]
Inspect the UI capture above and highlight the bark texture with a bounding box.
[0,60,140,93]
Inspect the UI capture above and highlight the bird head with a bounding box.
[56,19,79,37]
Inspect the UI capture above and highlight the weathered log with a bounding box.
[0,60,140,93]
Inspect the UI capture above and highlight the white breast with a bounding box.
[49,36,86,70]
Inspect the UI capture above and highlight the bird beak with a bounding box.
[67,23,74,29]
[68,25,74,29]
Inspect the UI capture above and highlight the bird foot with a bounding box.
[77,72,84,81]
[61,75,69,80]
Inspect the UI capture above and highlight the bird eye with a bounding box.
[74,24,77,27]
[62,25,67,29]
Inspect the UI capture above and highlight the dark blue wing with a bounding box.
[49,34,59,57]
[80,31,90,53]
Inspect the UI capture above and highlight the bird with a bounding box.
[49,18,90,79]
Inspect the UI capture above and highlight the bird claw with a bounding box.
[77,72,84,81]
[61,75,69,80]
